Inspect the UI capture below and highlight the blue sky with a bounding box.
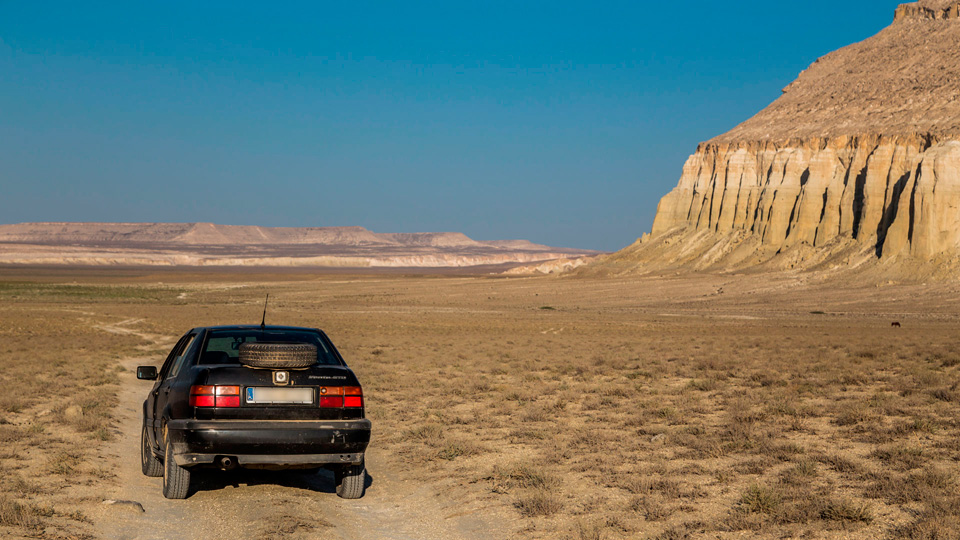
[0,1,904,251]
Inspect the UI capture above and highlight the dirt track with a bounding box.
[86,326,508,540]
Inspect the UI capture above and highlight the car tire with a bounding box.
[162,431,191,499]
[335,462,366,499]
[238,342,317,368]
[141,423,163,477]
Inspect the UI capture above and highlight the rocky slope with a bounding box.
[590,1,960,276]
[0,223,597,268]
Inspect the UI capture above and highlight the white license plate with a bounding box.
[245,387,314,404]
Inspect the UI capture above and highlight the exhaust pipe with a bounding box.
[219,456,236,470]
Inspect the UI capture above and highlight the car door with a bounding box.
[149,332,196,441]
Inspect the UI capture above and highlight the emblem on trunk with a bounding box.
[273,371,289,385]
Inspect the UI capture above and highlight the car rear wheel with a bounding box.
[335,461,366,499]
[141,423,163,477]
[162,430,191,499]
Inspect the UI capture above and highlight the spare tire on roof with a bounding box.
[238,342,317,368]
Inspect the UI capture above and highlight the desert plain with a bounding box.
[1,266,959,540]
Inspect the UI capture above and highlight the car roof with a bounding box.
[199,325,321,332]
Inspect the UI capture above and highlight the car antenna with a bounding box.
[260,294,269,330]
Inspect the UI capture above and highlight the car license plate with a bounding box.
[245,387,314,404]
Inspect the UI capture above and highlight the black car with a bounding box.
[137,325,371,499]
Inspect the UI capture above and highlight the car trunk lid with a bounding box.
[189,364,364,421]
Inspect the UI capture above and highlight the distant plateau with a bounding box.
[0,222,601,269]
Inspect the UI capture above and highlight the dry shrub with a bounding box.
[2,475,42,497]
[738,485,782,515]
[780,460,817,485]
[514,488,564,517]
[44,451,82,476]
[257,513,330,540]
[628,496,674,521]
[436,439,483,461]
[816,453,862,474]
[871,445,926,471]
[494,463,561,491]
[940,355,960,368]
[402,423,444,443]
[615,475,681,498]
[687,378,719,392]
[572,520,606,540]
[0,496,44,530]
[656,521,704,540]
[723,482,874,532]
[760,441,805,462]
[820,498,873,523]
[893,494,960,540]
[520,405,551,422]
[834,404,875,426]
[734,457,775,476]
[931,388,958,402]
[865,467,953,504]
[0,426,27,444]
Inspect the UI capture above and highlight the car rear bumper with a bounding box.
[166,419,371,467]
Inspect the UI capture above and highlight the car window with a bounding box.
[199,329,340,365]
[167,333,197,379]
[158,334,191,380]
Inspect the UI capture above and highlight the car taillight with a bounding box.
[190,385,240,407]
[319,396,343,408]
[318,386,363,408]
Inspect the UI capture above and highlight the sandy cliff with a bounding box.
[652,135,960,260]
[592,1,960,276]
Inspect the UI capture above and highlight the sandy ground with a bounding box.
[4,268,960,539]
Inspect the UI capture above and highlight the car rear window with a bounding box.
[199,329,341,365]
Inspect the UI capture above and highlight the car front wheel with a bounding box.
[162,429,191,499]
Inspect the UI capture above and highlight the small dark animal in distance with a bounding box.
[891,322,901,328]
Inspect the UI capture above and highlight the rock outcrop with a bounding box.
[894,1,960,21]
[596,1,960,275]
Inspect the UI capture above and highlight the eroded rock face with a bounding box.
[651,136,960,261]
[911,141,960,258]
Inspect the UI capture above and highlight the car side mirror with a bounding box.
[137,366,158,380]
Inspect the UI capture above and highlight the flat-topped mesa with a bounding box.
[894,1,960,21]
[636,1,960,271]
[712,2,960,144]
